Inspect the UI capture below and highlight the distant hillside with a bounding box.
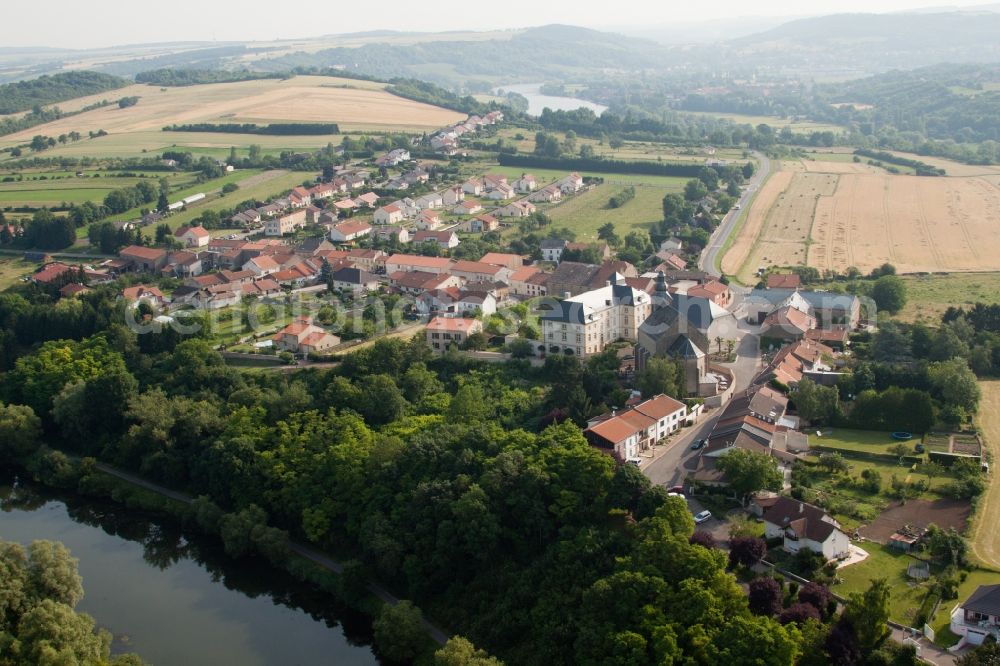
[0,71,128,114]
[250,25,670,87]
[818,63,1000,144]
[728,11,1000,70]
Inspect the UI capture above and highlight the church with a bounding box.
[635,273,739,396]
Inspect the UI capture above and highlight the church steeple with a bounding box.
[653,271,671,309]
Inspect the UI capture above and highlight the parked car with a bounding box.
[667,484,684,494]
[690,439,707,450]
[694,510,713,524]
[667,492,684,498]
[625,457,642,467]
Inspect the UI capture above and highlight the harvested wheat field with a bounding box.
[0,75,464,150]
[724,160,1000,282]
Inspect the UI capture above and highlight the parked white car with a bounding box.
[693,510,713,524]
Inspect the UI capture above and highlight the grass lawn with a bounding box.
[543,182,682,241]
[834,542,935,626]
[679,110,845,134]
[817,456,951,495]
[896,273,1000,323]
[929,568,1000,647]
[812,428,917,455]
[0,255,37,290]
[0,172,196,208]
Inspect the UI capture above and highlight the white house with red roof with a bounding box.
[425,316,483,352]
[513,174,537,193]
[374,205,404,225]
[559,173,584,193]
[289,186,312,207]
[415,209,443,230]
[330,220,373,243]
[496,200,537,218]
[243,254,281,277]
[174,225,210,248]
[413,230,459,250]
[273,318,340,355]
[452,200,483,216]
[442,186,465,206]
[584,394,688,462]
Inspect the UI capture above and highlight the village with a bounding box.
[10,89,998,666]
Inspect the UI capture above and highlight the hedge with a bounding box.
[497,153,706,177]
[810,444,924,465]
[164,122,340,135]
[928,450,982,467]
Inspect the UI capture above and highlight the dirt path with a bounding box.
[971,380,1000,569]
[92,459,449,645]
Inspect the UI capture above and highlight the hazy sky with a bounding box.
[8,0,999,49]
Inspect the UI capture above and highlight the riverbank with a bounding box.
[10,448,452,661]
[1,467,379,665]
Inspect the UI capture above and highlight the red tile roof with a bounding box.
[121,245,167,261]
[426,316,481,334]
[767,273,802,289]
[32,262,73,284]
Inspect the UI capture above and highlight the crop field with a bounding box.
[722,160,1000,282]
[0,171,196,208]
[0,76,465,160]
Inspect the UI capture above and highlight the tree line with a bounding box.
[0,71,128,114]
[135,68,289,86]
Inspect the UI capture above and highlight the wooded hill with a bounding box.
[0,71,128,114]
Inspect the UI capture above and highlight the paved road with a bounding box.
[93,461,450,645]
[700,152,772,277]
[643,329,761,488]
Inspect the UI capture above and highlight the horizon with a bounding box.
[6,0,1000,50]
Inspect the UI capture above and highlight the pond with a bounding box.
[0,469,378,666]
[496,83,608,117]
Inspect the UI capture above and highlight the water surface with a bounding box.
[0,470,377,666]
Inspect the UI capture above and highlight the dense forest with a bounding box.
[0,71,128,114]
[386,78,494,116]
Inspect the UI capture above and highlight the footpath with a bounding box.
[93,461,450,645]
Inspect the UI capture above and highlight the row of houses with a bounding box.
[429,110,503,155]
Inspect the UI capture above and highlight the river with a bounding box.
[496,83,608,117]
[0,469,378,666]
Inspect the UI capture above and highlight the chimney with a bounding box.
[606,280,612,287]
[563,291,571,299]
[799,503,804,514]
